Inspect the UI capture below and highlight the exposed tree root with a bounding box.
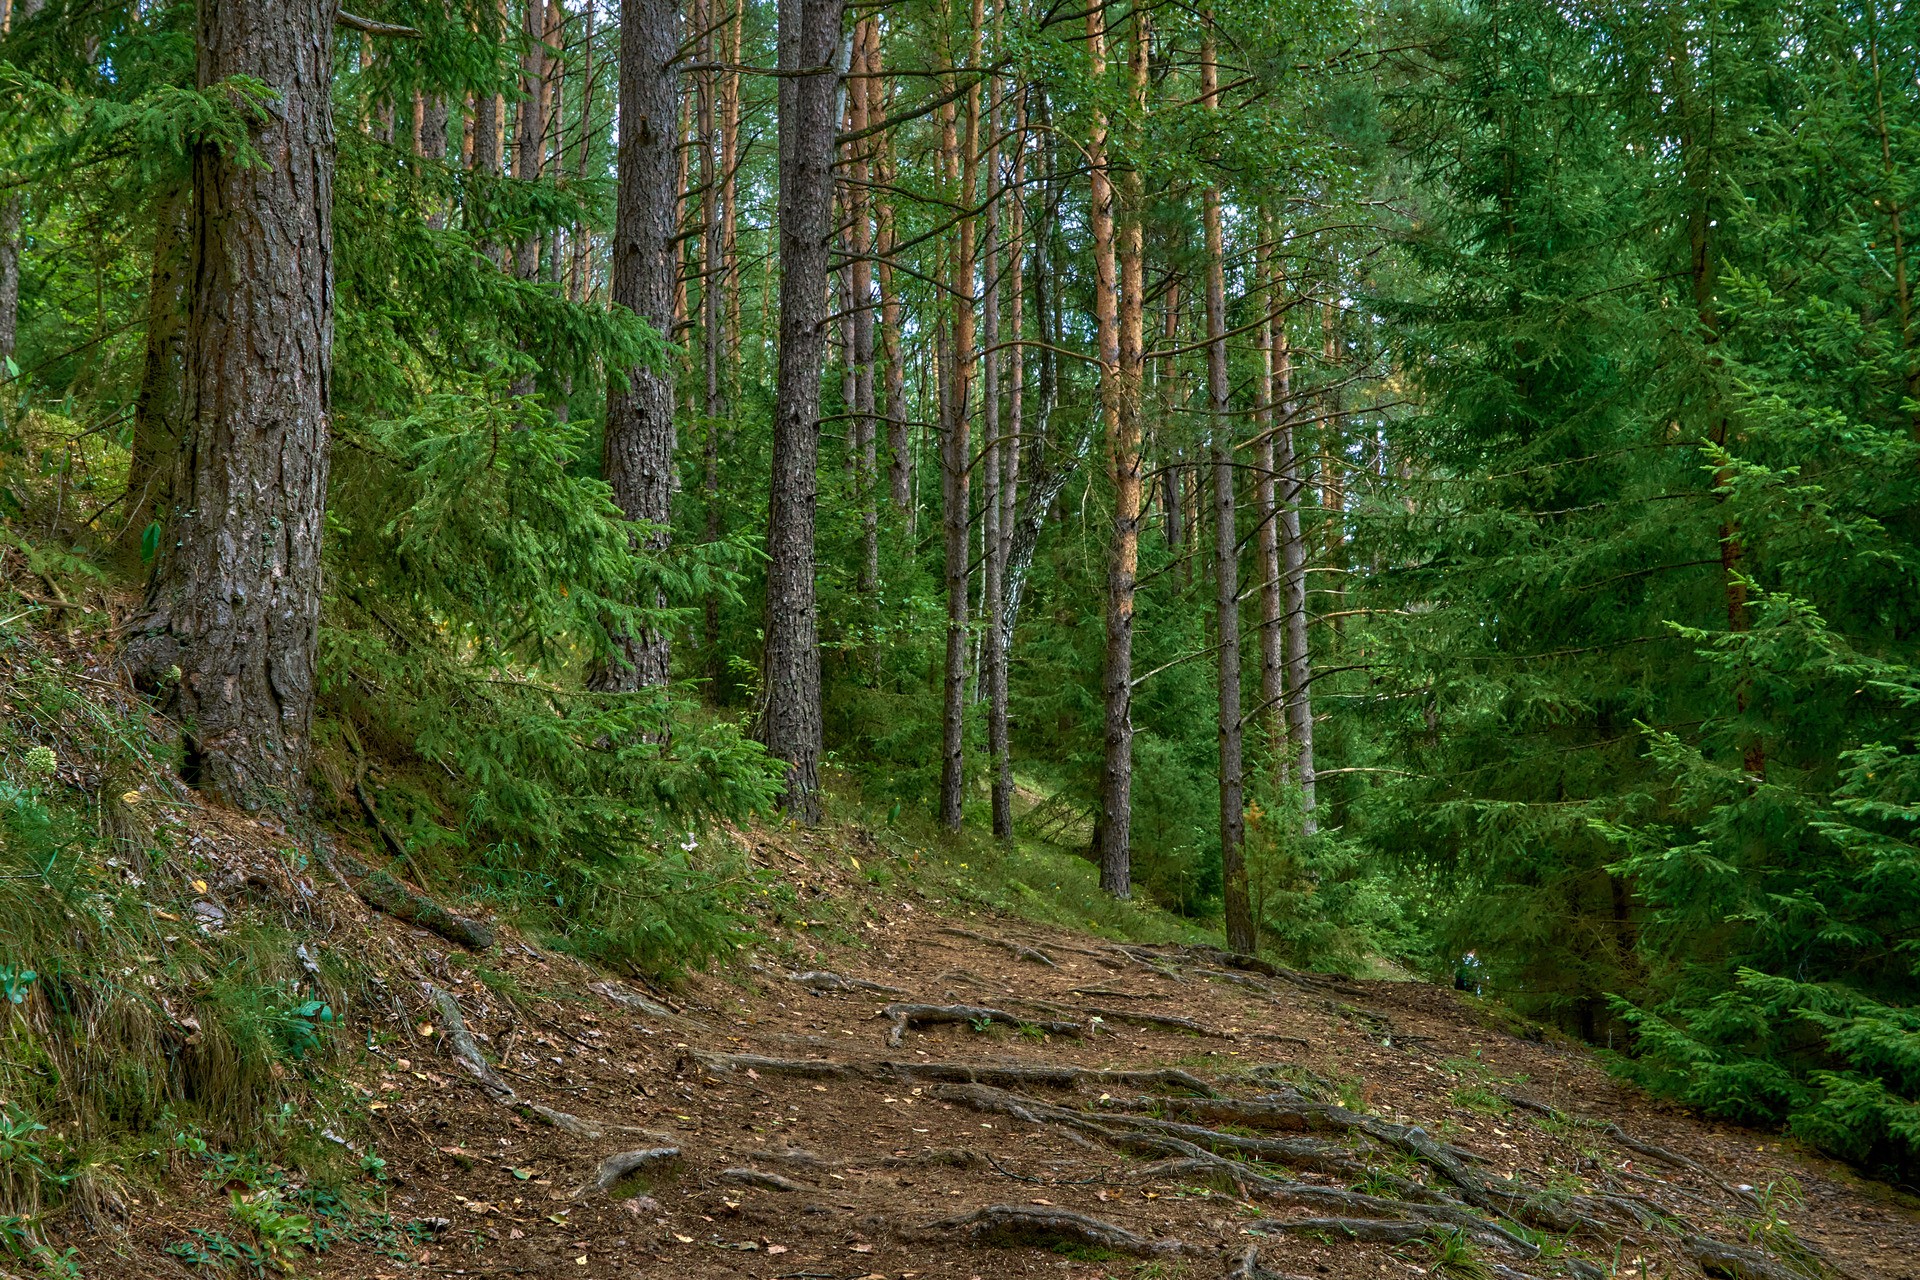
[880,1002,1082,1047]
[1130,1155,1537,1254]
[923,1204,1184,1257]
[588,980,678,1019]
[1247,1216,1433,1244]
[1500,1092,1763,1212]
[429,986,611,1139]
[327,848,493,950]
[588,1147,680,1193]
[1228,1246,1310,1280]
[932,968,1012,993]
[719,1167,808,1192]
[1083,1006,1227,1036]
[693,1050,1217,1096]
[1683,1235,1813,1280]
[938,927,1060,967]
[1089,1091,1451,1182]
[929,1082,1369,1179]
[522,1102,603,1138]
[427,985,511,1099]
[790,970,909,995]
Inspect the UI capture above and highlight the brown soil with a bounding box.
[65,823,1920,1280]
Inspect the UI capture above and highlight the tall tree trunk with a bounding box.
[1159,283,1183,559]
[989,88,1025,836]
[873,33,909,513]
[126,0,334,809]
[1202,35,1252,953]
[982,81,1011,839]
[759,0,848,821]
[1093,5,1147,896]
[591,0,680,693]
[696,0,724,661]
[849,16,879,592]
[1276,296,1315,834]
[0,196,19,378]
[937,14,983,832]
[122,183,193,556]
[1253,228,1284,771]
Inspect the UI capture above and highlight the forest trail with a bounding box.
[90,828,1920,1280]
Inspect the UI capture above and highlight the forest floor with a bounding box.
[70,813,1920,1280]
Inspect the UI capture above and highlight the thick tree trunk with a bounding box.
[122,183,193,555]
[591,0,680,692]
[759,0,847,821]
[125,0,334,809]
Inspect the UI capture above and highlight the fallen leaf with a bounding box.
[851,1243,875,1253]
[766,1244,789,1255]
[673,1233,694,1244]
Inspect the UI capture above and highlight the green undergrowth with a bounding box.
[0,614,397,1272]
[823,783,1212,948]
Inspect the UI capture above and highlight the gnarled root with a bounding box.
[924,1204,1183,1257]
[881,1002,1081,1047]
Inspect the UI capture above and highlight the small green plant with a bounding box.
[0,965,37,1005]
[263,996,336,1063]
[1449,1085,1511,1115]
[1428,1227,1494,1280]
[229,1188,315,1272]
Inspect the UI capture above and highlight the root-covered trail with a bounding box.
[103,843,1920,1280]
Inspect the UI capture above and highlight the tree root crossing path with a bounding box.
[315,878,1918,1280]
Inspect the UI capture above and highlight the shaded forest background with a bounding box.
[1,0,1918,1188]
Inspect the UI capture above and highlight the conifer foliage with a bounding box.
[2,0,1917,1180]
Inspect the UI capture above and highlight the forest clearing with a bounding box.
[2,0,1920,1274]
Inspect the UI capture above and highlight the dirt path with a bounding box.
[100,861,1920,1280]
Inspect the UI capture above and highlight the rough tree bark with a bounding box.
[849,16,879,592]
[1092,5,1148,897]
[1275,287,1315,833]
[873,33,909,511]
[1253,228,1285,770]
[590,0,680,693]
[989,87,1025,838]
[125,0,335,809]
[982,80,1011,840]
[1203,33,1253,953]
[121,183,193,556]
[758,0,849,821]
[937,13,982,833]
[515,0,550,280]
